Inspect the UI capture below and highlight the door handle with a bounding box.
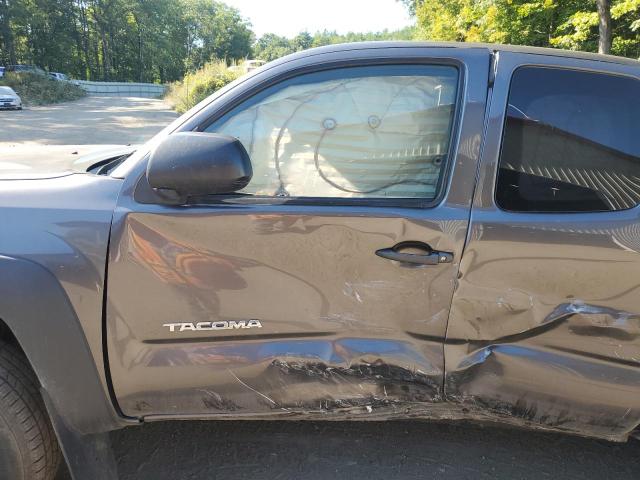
[375,242,453,265]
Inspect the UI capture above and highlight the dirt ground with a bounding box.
[0,95,176,144]
[54,420,640,479]
[0,96,177,171]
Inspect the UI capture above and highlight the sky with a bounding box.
[222,0,413,39]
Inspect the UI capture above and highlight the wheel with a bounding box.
[0,340,61,480]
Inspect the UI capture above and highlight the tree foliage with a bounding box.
[165,59,241,113]
[2,1,637,87]
[253,27,416,62]
[0,0,253,82]
[405,0,639,58]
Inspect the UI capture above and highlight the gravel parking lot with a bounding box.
[0,96,177,171]
[0,96,176,144]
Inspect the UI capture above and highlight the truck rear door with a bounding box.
[446,51,640,440]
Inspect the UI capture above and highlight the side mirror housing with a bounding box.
[146,132,252,203]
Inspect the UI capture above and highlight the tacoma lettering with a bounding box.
[162,320,263,333]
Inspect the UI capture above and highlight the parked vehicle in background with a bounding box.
[228,59,265,74]
[0,42,639,480]
[244,59,265,71]
[0,86,22,109]
[49,72,69,82]
[48,72,69,81]
[0,66,5,78]
[6,64,47,76]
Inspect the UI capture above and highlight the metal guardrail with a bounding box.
[75,80,166,98]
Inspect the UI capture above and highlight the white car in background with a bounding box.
[48,72,69,81]
[0,86,22,110]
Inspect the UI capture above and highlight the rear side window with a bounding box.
[496,67,640,212]
[204,65,459,201]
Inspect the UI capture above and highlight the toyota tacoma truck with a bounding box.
[1,42,639,480]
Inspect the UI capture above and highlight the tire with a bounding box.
[0,340,61,480]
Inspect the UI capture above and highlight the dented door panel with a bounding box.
[106,47,490,419]
[108,209,467,415]
[446,52,640,441]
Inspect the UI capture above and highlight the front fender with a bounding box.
[0,255,122,434]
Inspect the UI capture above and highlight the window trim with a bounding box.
[494,64,640,214]
[191,58,466,210]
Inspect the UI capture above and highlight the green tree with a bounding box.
[253,27,416,62]
[0,0,254,82]
[182,0,253,70]
[404,0,639,58]
[254,33,296,61]
[551,0,639,57]
[292,31,313,50]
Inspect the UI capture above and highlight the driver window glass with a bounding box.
[204,65,459,199]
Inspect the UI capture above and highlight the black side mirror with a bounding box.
[146,132,252,203]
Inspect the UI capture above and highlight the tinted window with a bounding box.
[205,65,458,200]
[496,67,640,212]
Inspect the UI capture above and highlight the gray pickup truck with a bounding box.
[1,42,639,480]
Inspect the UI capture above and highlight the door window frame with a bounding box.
[129,47,489,212]
[189,58,467,209]
[474,51,640,218]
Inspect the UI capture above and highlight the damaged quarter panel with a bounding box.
[447,52,640,441]
[106,46,489,418]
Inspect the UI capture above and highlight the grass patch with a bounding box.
[165,60,242,114]
[0,72,86,106]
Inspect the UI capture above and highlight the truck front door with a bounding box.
[106,47,489,419]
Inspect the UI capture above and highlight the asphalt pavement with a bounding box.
[54,420,640,479]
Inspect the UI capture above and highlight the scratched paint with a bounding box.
[107,209,469,418]
[445,153,640,440]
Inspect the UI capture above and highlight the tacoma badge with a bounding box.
[163,320,262,333]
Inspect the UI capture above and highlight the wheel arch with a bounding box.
[0,254,126,435]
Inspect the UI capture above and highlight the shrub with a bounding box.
[0,72,86,105]
[165,60,242,114]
